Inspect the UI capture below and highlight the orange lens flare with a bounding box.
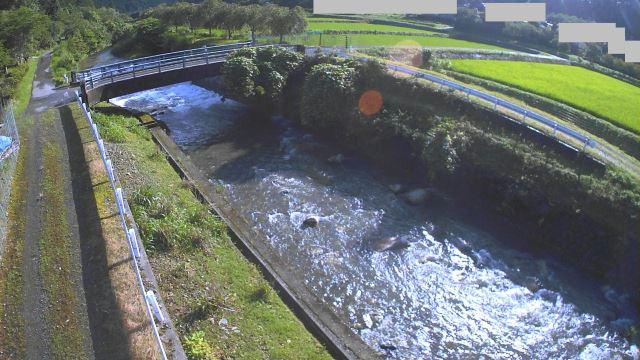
[358,90,383,117]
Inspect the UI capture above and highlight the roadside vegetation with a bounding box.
[449,60,640,134]
[92,103,331,359]
[0,43,37,358]
[222,48,640,313]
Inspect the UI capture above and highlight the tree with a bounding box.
[221,46,302,105]
[0,44,12,72]
[242,4,268,42]
[219,3,246,39]
[268,5,306,43]
[197,0,224,35]
[454,7,482,31]
[173,2,198,32]
[0,6,53,61]
[301,63,356,131]
[222,56,259,100]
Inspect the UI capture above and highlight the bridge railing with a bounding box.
[73,41,253,87]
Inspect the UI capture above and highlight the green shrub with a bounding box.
[130,186,225,252]
[221,47,303,105]
[183,331,215,360]
[301,63,356,131]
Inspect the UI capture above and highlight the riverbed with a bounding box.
[111,81,639,359]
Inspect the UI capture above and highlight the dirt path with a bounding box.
[19,52,95,359]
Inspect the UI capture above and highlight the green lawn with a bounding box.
[308,21,437,34]
[286,33,505,49]
[450,60,640,134]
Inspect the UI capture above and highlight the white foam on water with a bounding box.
[110,82,227,112]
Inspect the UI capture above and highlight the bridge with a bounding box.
[73,42,275,104]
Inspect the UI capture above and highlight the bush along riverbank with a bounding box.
[220,47,640,318]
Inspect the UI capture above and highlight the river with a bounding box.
[111,81,639,359]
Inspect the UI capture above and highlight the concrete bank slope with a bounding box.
[148,125,381,360]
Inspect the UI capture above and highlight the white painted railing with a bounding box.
[75,92,168,359]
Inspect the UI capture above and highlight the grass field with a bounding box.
[450,60,640,134]
[307,21,437,34]
[286,33,505,49]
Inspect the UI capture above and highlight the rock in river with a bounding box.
[372,236,411,252]
[403,188,432,205]
[302,216,320,228]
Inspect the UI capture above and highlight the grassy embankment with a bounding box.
[13,57,38,115]
[39,110,89,359]
[91,103,330,359]
[0,56,37,358]
[449,60,640,135]
[283,19,505,50]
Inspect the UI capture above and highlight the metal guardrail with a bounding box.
[73,42,254,90]
[382,62,640,174]
[75,92,168,359]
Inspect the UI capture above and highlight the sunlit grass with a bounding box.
[284,33,505,49]
[13,57,38,115]
[450,60,640,134]
[308,21,437,34]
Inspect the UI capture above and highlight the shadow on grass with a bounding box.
[59,105,132,359]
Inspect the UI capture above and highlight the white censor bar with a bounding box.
[558,23,617,43]
[314,0,457,14]
[485,3,546,22]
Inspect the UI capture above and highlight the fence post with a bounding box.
[128,228,141,258]
[146,291,166,323]
[115,187,125,215]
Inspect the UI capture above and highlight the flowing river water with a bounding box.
[111,81,639,359]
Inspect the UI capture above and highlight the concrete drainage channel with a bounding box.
[76,93,186,360]
[144,117,381,359]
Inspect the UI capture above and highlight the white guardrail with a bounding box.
[75,91,168,359]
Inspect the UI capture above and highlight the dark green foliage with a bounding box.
[221,46,302,105]
[301,63,356,130]
[0,3,129,91]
